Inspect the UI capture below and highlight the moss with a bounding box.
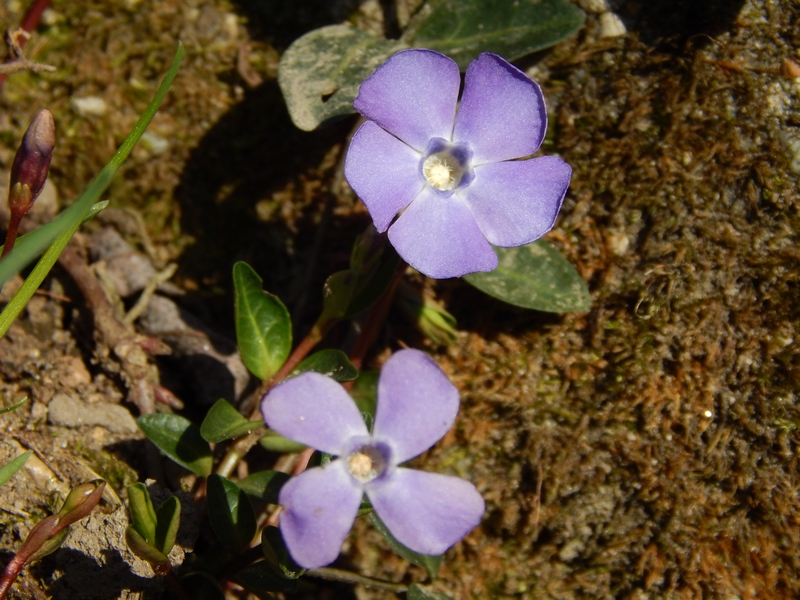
[71,443,138,492]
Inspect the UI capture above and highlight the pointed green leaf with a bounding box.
[125,525,170,566]
[292,350,358,382]
[261,526,305,579]
[405,0,585,69]
[258,430,307,453]
[138,414,213,477]
[126,483,158,544]
[154,495,181,556]
[321,244,401,322]
[233,261,292,381]
[370,512,442,578]
[396,285,458,345]
[207,474,257,555]
[236,561,299,596]
[28,526,70,563]
[278,24,404,131]
[463,241,591,312]
[0,396,27,415]
[201,399,264,443]
[238,470,290,505]
[350,370,379,420]
[0,450,31,487]
[408,584,456,600]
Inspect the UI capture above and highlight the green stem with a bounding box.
[0,215,82,337]
[216,318,334,478]
[307,567,408,594]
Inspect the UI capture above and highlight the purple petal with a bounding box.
[372,349,459,463]
[453,53,547,164]
[354,49,460,152]
[368,469,484,556]
[463,156,570,246]
[388,188,497,278]
[344,121,425,232]
[261,372,368,455]
[279,462,363,569]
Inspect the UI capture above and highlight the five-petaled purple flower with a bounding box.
[344,49,572,279]
[260,349,485,569]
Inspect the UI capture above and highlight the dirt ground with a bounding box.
[1,0,799,598]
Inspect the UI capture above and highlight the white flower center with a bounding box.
[346,445,387,483]
[422,152,463,191]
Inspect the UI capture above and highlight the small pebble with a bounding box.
[72,96,108,117]
[141,131,170,155]
[599,12,627,38]
[55,355,92,388]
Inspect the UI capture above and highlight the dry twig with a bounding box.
[0,29,55,76]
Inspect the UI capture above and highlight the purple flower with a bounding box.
[344,49,572,279]
[260,349,484,569]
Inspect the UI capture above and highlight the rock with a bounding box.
[48,393,138,434]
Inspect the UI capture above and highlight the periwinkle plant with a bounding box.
[0,1,589,598]
[345,50,572,278]
[261,349,485,568]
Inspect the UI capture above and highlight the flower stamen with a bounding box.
[422,152,462,191]
[346,445,387,483]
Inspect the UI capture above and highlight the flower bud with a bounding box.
[56,479,105,525]
[9,109,55,215]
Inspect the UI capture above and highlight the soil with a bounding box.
[1,0,799,599]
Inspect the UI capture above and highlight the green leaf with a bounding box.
[238,470,290,504]
[261,526,305,579]
[258,430,307,454]
[405,0,584,69]
[28,526,70,563]
[0,44,184,336]
[154,495,181,556]
[463,241,590,312]
[236,561,299,596]
[321,241,401,322]
[370,512,442,578]
[0,450,32,487]
[395,284,458,345]
[292,350,358,382]
[0,396,27,415]
[233,261,292,381]
[201,399,264,443]
[350,370,379,420]
[126,525,169,566]
[126,482,158,544]
[278,24,403,131]
[138,414,213,477]
[207,475,257,555]
[407,584,455,600]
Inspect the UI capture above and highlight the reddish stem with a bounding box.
[0,516,58,600]
[346,260,407,375]
[1,213,23,258]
